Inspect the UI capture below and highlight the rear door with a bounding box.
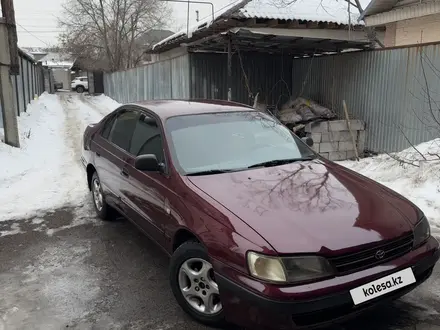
[93,109,138,210]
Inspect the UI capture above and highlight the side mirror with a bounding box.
[135,154,162,172]
[302,136,314,147]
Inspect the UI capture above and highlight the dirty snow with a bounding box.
[340,139,440,235]
[0,93,120,222]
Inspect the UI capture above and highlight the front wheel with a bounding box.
[169,241,225,327]
[76,86,85,93]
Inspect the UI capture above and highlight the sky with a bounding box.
[11,0,238,48]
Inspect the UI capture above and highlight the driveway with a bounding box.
[1,206,440,330]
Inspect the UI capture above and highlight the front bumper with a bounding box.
[216,237,439,329]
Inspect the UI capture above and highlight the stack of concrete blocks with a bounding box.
[305,120,366,161]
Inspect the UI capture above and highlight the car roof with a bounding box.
[129,99,255,120]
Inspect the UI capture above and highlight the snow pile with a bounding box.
[340,139,440,234]
[0,93,81,220]
[83,94,121,113]
[0,93,119,222]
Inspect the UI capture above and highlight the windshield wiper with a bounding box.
[186,169,242,176]
[247,157,315,169]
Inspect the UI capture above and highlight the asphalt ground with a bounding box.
[1,205,440,330]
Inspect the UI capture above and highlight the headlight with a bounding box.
[282,256,334,283]
[247,252,286,282]
[247,252,334,284]
[413,213,431,248]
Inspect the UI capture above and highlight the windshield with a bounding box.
[165,111,316,175]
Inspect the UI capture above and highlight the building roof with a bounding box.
[153,0,371,52]
[360,0,440,26]
[132,99,253,119]
[360,0,399,19]
[39,52,75,68]
[138,29,175,46]
[238,0,370,23]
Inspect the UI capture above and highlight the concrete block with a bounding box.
[346,150,357,159]
[328,120,348,132]
[305,121,329,133]
[350,120,365,131]
[320,141,338,153]
[310,132,322,143]
[312,143,320,153]
[339,141,356,151]
[357,130,366,153]
[328,151,347,161]
[328,120,365,132]
[319,152,329,159]
[322,131,352,142]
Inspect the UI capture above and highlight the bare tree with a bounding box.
[59,0,171,71]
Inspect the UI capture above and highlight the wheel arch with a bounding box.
[172,228,205,252]
[86,164,96,190]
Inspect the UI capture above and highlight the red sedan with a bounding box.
[81,100,439,329]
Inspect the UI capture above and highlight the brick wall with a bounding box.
[384,22,397,47]
[306,120,366,161]
[385,13,440,47]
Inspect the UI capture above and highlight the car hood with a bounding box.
[188,160,418,255]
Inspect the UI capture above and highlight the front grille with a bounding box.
[329,233,414,274]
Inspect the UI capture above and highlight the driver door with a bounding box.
[121,112,169,247]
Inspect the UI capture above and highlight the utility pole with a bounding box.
[0,0,20,147]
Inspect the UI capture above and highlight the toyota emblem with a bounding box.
[375,250,386,260]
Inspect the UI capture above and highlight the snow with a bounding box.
[339,139,440,235]
[239,0,371,24]
[153,0,370,50]
[0,93,120,222]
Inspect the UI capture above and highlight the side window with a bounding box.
[101,116,116,139]
[109,110,138,151]
[130,114,165,164]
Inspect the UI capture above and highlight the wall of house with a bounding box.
[384,13,440,47]
[52,68,71,90]
[150,47,188,62]
[291,43,440,153]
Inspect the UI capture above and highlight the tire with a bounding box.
[170,241,225,327]
[76,85,85,93]
[90,172,110,220]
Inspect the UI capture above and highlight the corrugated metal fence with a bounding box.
[103,54,190,103]
[0,50,45,129]
[102,43,440,153]
[190,52,293,107]
[291,43,440,152]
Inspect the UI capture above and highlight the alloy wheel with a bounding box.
[178,258,222,315]
[92,178,103,211]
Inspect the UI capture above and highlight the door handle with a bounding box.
[121,167,129,178]
[96,151,101,157]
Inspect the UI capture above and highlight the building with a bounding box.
[361,0,440,47]
[138,29,175,63]
[38,52,76,91]
[149,0,378,62]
